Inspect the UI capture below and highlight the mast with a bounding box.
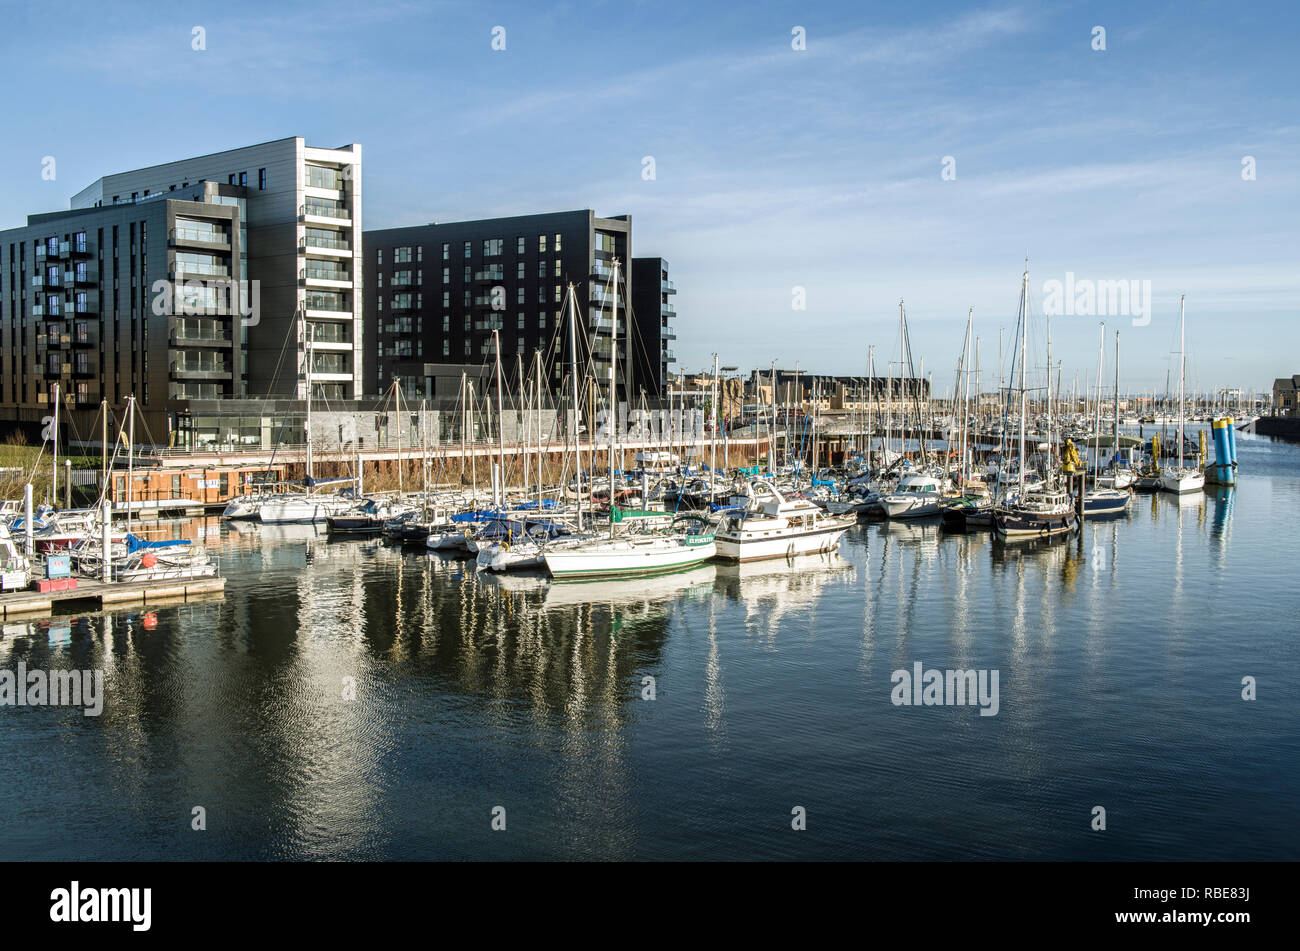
[493,328,504,507]
[51,382,59,507]
[567,284,583,531]
[608,259,620,538]
[305,324,313,482]
[961,308,973,485]
[127,394,135,535]
[1093,322,1105,493]
[1177,295,1186,470]
[710,352,719,487]
[1113,331,1121,458]
[1017,264,1028,499]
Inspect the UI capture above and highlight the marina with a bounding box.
[2,425,1297,860]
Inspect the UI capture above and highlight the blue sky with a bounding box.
[1,0,1296,394]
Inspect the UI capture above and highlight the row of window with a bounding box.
[376,234,566,267]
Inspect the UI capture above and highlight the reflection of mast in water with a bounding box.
[704,588,725,743]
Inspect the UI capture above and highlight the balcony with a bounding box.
[74,293,99,316]
[300,266,351,286]
[32,303,44,318]
[170,358,231,380]
[473,269,505,282]
[172,263,230,280]
[31,274,46,288]
[664,349,677,363]
[71,237,93,257]
[389,299,417,313]
[661,279,676,295]
[301,234,351,254]
[72,327,97,346]
[35,245,48,262]
[300,201,351,225]
[170,329,234,347]
[64,267,98,286]
[58,240,73,259]
[660,307,676,319]
[170,226,230,249]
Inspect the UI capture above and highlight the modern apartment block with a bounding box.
[72,136,364,402]
[1,189,247,440]
[365,210,671,407]
[0,136,363,446]
[629,257,677,398]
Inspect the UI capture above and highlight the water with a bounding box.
[3,430,1299,860]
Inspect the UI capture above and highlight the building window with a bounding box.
[377,248,383,265]
[516,287,525,305]
[538,235,547,252]
[537,287,546,303]
[554,285,561,302]
[537,260,546,278]
[239,171,247,187]
[258,168,266,190]
[443,340,449,357]
[483,238,503,256]
[463,241,471,259]
[417,245,423,262]
[555,233,562,251]
[516,261,525,279]
[517,313,525,330]
[554,260,561,277]
[442,267,449,284]
[442,315,449,332]
[442,242,450,261]
[516,237,525,254]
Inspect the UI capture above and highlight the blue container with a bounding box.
[46,554,71,580]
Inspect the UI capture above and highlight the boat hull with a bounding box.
[543,538,716,579]
[714,523,849,562]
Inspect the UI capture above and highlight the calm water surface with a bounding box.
[3,429,1299,860]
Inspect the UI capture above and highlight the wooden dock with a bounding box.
[0,576,226,618]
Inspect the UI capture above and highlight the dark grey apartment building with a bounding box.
[629,257,676,398]
[365,210,677,406]
[2,136,363,447]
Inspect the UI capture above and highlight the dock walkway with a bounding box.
[0,576,226,618]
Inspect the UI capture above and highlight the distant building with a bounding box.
[365,210,670,407]
[629,257,676,398]
[1273,375,1300,416]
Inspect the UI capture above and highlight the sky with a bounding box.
[1,0,1296,396]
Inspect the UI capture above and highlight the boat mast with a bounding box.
[1177,295,1186,471]
[305,324,313,483]
[51,382,59,508]
[609,259,620,538]
[1017,264,1028,499]
[961,308,973,486]
[710,352,719,487]
[127,393,135,535]
[1113,331,1121,458]
[493,328,504,508]
[1093,321,1105,493]
[566,284,583,531]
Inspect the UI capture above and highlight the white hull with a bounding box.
[714,523,849,562]
[1159,468,1205,494]
[475,543,544,573]
[426,530,470,552]
[259,497,351,524]
[880,496,943,519]
[543,536,716,579]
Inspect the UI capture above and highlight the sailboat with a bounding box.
[993,261,1077,540]
[538,259,717,579]
[1160,296,1206,494]
[1082,322,1131,517]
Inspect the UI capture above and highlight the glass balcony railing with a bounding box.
[302,232,350,251]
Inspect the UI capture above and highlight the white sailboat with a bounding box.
[1160,296,1205,494]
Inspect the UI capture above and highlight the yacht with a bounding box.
[879,472,946,519]
[714,482,855,561]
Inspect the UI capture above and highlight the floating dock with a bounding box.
[0,576,226,618]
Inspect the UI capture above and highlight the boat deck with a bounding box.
[0,576,226,618]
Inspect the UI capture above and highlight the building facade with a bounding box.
[629,257,676,398]
[0,136,363,447]
[366,210,678,407]
[73,136,364,402]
